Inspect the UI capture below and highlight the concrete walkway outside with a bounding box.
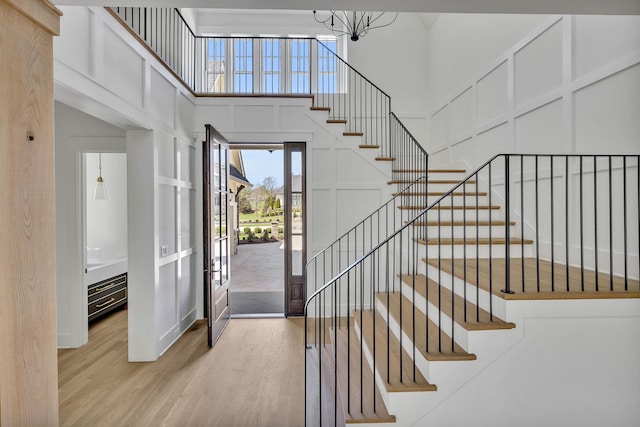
[230,241,284,315]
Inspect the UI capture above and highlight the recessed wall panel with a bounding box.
[336,189,381,236]
[181,189,195,250]
[477,61,508,126]
[450,88,473,141]
[234,105,276,131]
[159,185,176,255]
[157,134,175,179]
[515,21,562,108]
[103,26,143,107]
[574,64,640,154]
[179,142,195,183]
[311,148,332,185]
[477,124,509,162]
[430,106,449,150]
[336,149,385,184]
[574,16,640,80]
[55,7,91,76]
[158,262,177,335]
[515,99,564,153]
[149,67,176,126]
[311,189,332,248]
[280,105,308,131]
[180,255,196,319]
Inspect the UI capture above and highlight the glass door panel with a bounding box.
[285,143,306,315]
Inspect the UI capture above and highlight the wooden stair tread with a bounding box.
[392,191,488,197]
[327,119,347,124]
[359,145,380,149]
[388,179,476,185]
[400,274,515,330]
[375,157,395,162]
[416,237,534,245]
[411,220,516,227]
[398,205,500,211]
[377,292,476,360]
[392,169,466,173]
[428,258,640,300]
[311,106,330,111]
[330,325,396,423]
[344,132,364,137]
[355,311,437,393]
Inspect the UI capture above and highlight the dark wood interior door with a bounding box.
[203,125,231,347]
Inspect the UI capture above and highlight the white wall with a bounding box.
[409,298,640,427]
[426,14,640,166]
[55,102,127,348]
[423,14,640,279]
[55,6,198,359]
[85,153,128,261]
[348,13,430,145]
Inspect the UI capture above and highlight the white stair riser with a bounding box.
[423,244,534,259]
[392,284,472,352]
[419,225,514,239]
[423,209,501,222]
[425,264,509,320]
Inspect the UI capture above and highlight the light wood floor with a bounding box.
[58,310,305,426]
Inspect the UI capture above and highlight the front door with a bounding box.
[203,125,231,346]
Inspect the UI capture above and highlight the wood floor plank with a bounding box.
[427,258,640,300]
[58,310,306,427]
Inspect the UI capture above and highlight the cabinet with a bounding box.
[88,273,127,321]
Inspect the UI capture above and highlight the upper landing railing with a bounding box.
[108,7,409,160]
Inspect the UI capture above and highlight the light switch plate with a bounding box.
[161,244,168,257]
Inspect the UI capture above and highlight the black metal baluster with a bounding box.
[503,155,512,294]
[521,156,525,292]
[609,156,614,291]
[594,155,599,291]
[623,156,628,290]
[565,156,570,292]
[580,156,584,291]
[550,156,555,292]
[489,162,493,319]
[535,155,540,292]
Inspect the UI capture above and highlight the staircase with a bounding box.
[103,10,640,424]
[305,154,640,426]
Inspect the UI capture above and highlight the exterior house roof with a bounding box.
[230,164,252,187]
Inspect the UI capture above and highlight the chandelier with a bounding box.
[313,10,398,41]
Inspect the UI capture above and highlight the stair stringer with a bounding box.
[356,291,640,426]
[305,108,394,180]
[350,297,522,427]
[408,297,640,427]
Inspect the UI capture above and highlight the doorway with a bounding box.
[229,144,285,317]
[83,152,128,334]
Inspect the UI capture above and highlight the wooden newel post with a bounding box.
[0,0,62,424]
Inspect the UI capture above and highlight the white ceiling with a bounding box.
[53,0,640,15]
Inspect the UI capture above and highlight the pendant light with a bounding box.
[93,153,107,200]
